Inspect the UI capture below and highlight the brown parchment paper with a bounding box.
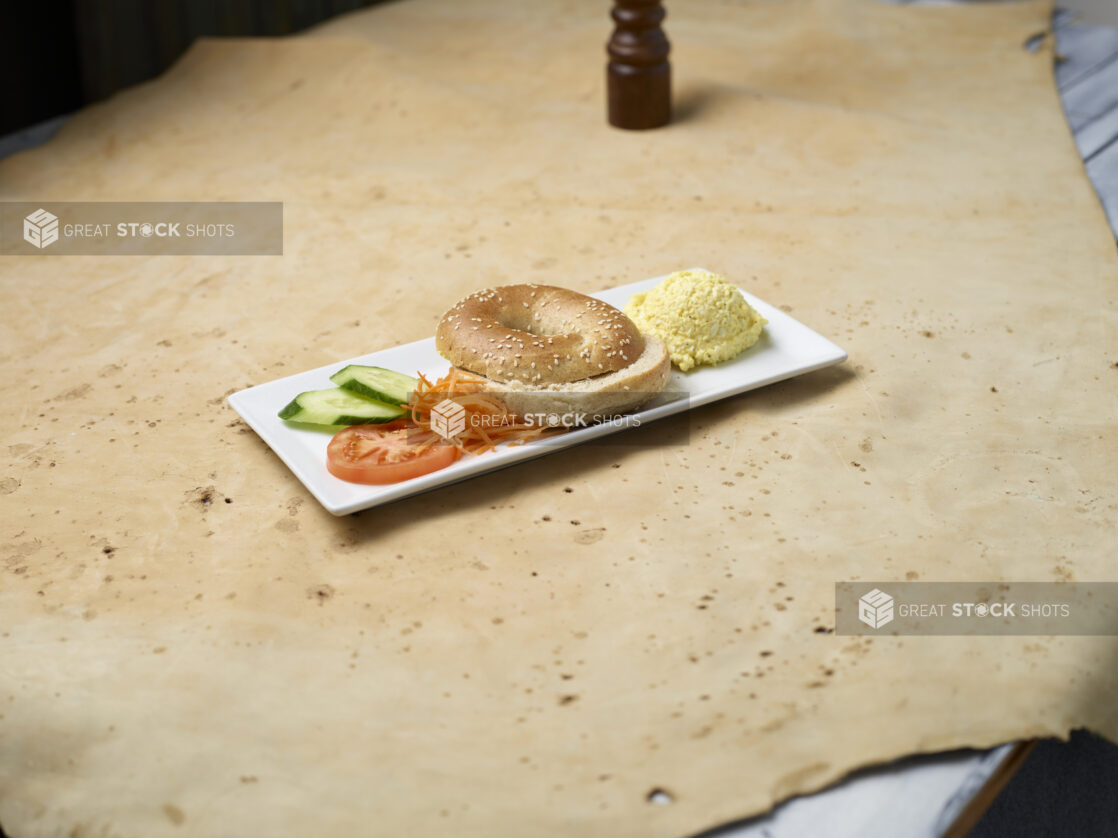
[2,0,1117,836]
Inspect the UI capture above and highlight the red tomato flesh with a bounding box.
[326,422,460,484]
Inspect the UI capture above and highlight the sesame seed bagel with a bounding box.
[435,284,645,385]
[487,334,671,422]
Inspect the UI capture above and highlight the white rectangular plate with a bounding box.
[228,272,846,515]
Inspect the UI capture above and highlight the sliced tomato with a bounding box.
[326,421,460,484]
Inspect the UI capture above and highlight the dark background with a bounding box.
[0,0,389,136]
[970,730,1118,837]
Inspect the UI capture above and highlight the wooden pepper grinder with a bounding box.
[607,0,671,130]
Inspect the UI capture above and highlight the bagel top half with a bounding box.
[435,284,645,385]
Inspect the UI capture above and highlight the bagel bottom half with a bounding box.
[479,334,671,423]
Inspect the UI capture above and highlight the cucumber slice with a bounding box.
[278,388,405,426]
[329,365,418,406]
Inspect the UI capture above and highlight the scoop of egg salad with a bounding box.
[624,269,766,371]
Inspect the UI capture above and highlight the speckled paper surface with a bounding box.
[1,0,1116,836]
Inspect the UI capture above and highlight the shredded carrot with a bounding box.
[407,367,559,455]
